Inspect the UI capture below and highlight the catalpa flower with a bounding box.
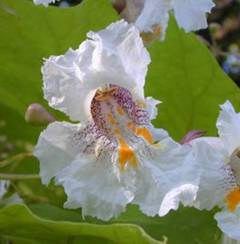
[191,101,240,240]
[118,0,215,40]
[34,20,198,220]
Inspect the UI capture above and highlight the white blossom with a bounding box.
[191,101,240,240]
[34,20,198,220]
[120,0,215,40]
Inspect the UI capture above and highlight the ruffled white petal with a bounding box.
[42,20,150,122]
[190,137,232,210]
[145,97,160,120]
[172,0,215,32]
[33,0,56,6]
[159,184,198,216]
[215,207,240,241]
[34,121,82,184]
[133,138,199,216]
[135,0,170,36]
[35,120,136,220]
[55,154,133,221]
[217,101,240,155]
[130,0,214,39]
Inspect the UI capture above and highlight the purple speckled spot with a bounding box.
[73,84,151,158]
[110,84,149,125]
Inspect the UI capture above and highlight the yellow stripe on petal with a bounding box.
[118,137,138,169]
[135,127,154,144]
[226,187,240,211]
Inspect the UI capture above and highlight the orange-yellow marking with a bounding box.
[118,137,138,169]
[116,106,125,115]
[107,113,117,125]
[135,127,154,144]
[226,187,240,211]
[127,122,136,131]
[127,122,154,144]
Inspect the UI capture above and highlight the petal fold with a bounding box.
[42,20,150,122]
[34,121,81,184]
[134,138,199,216]
[215,207,240,241]
[55,155,133,220]
[217,101,240,155]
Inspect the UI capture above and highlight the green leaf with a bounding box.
[0,204,160,244]
[146,18,240,140]
[0,203,221,244]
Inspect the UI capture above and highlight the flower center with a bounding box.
[229,147,240,185]
[90,85,153,169]
[226,187,240,211]
[225,148,240,211]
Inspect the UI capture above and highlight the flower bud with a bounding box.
[25,103,55,126]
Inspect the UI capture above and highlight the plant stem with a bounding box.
[0,173,40,180]
[0,152,33,168]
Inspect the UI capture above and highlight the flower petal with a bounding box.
[217,101,240,155]
[190,137,234,210]
[55,154,134,220]
[135,0,170,38]
[215,207,240,241]
[133,138,199,216]
[34,121,82,184]
[145,97,161,120]
[42,20,150,122]
[159,184,198,216]
[172,0,215,32]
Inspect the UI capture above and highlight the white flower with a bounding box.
[120,0,215,40]
[191,101,240,240]
[34,20,198,220]
[33,0,58,7]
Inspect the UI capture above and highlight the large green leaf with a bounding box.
[0,204,160,244]
[146,19,240,140]
[0,203,221,244]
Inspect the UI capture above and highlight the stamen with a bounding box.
[226,187,240,211]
